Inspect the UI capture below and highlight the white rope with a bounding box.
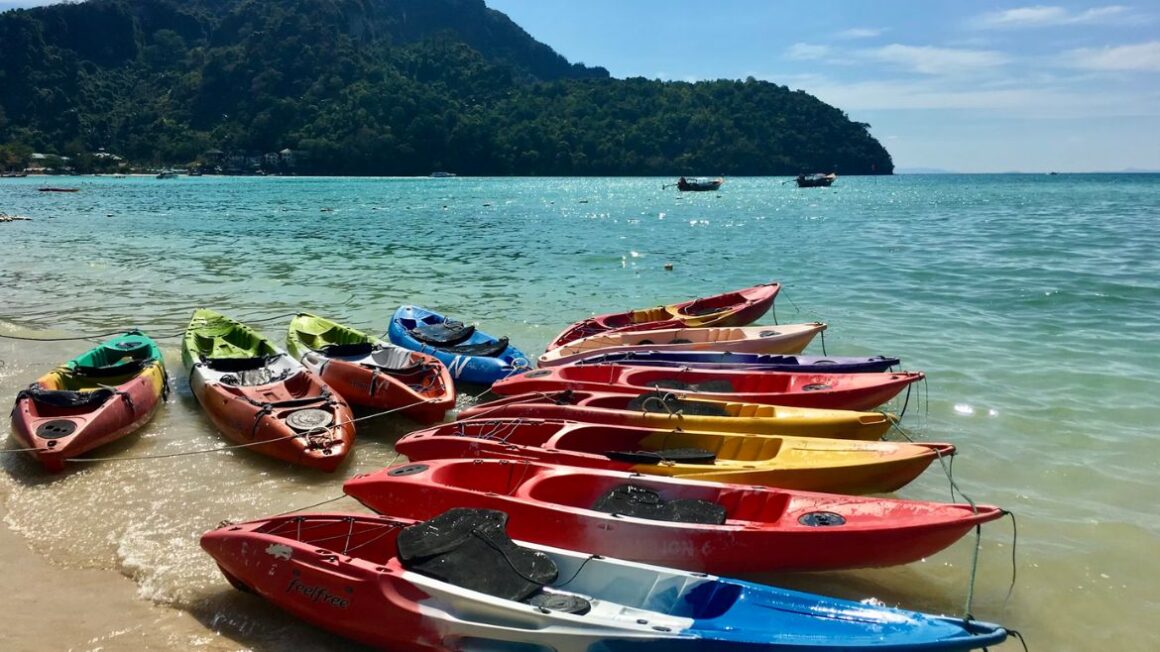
[66,396,439,463]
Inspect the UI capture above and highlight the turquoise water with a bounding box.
[2,174,1159,650]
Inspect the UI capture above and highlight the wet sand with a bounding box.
[0,498,212,651]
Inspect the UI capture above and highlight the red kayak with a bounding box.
[187,357,356,471]
[345,459,1003,574]
[288,313,455,423]
[9,332,166,472]
[394,419,955,494]
[547,282,780,350]
[458,390,896,441]
[492,366,924,411]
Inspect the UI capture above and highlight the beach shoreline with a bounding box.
[0,493,217,651]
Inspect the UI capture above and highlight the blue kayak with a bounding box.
[571,350,901,373]
[387,305,531,385]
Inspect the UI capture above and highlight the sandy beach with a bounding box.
[0,498,212,651]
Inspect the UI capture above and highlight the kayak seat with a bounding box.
[592,485,727,525]
[202,356,273,372]
[627,391,730,416]
[18,386,114,409]
[220,367,293,387]
[365,346,424,374]
[203,356,292,386]
[604,448,716,465]
[397,508,558,602]
[317,342,375,357]
[72,358,149,378]
[410,321,475,346]
[432,337,510,358]
[682,298,730,316]
[649,379,735,393]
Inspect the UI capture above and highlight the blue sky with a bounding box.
[484,0,1160,172]
[4,1,1158,172]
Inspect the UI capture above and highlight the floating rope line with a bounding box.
[888,420,915,443]
[0,329,137,342]
[1003,510,1020,608]
[0,312,326,343]
[1,444,46,454]
[450,391,559,422]
[274,494,347,516]
[1006,629,1030,651]
[897,381,914,420]
[924,444,994,621]
[779,287,802,315]
[66,396,438,464]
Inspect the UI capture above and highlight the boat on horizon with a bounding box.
[796,173,837,188]
[430,170,457,177]
[675,176,724,191]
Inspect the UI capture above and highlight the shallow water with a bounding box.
[2,174,1159,650]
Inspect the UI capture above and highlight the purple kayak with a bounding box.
[569,350,900,373]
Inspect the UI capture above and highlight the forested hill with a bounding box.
[0,0,894,175]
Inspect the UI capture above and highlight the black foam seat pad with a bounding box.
[317,342,375,357]
[592,484,727,525]
[18,386,114,409]
[410,321,475,346]
[397,508,558,602]
[432,337,510,358]
[203,356,272,372]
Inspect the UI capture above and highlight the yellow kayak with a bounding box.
[395,419,954,495]
[457,390,896,441]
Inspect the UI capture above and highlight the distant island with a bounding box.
[0,0,893,176]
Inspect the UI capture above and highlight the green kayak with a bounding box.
[286,313,378,360]
[183,308,356,471]
[286,313,455,422]
[181,308,279,369]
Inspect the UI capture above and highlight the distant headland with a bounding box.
[0,0,893,177]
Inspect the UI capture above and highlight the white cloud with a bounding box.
[785,43,831,60]
[0,1,66,7]
[1065,41,1160,72]
[976,5,1130,28]
[863,44,1009,75]
[780,75,1160,118]
[836,27,884,39]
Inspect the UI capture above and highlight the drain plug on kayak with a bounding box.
[35,420,77,439]
[387,464,429,477]
[798,511,847,527]
[284,408,334,432]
